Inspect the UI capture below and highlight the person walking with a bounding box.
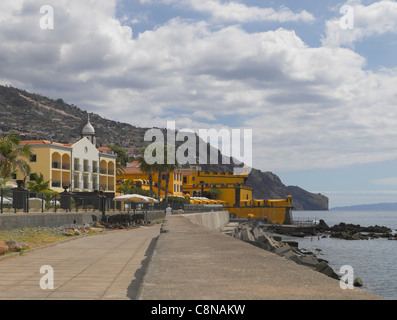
[164,204,173,217]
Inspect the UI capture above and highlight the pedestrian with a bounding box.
[164,204,173,217]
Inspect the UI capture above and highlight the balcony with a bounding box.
[52,180,61,188]
[92,167,99,173]
[62,163,71,170]
[108,169,115,176]
[74,164,81,171]
[52,162,61,169]
[100,168,107,175]
[83,166,91,173]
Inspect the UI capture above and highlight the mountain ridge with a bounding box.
[0,85,328,210]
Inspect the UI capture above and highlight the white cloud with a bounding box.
[2,0,397,173]
[322,0,397,47]
[162,0,315,23]
[371,177,397,186]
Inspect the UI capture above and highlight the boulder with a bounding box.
[354,277,363,287]
[300,255,319,268]
[241,227,255,242]
[0,242,9,255]
[64,228,77,236]
[284,251,302,264]
[316,219,329,231]
[315,261,340,280]
[283,241,299,248]
[257,234,280,251]
[5,240,25,252]
[252,227,263,240]
[274,244,292,257]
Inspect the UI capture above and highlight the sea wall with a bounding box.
[181,211,229,230]
[0,211,165,230]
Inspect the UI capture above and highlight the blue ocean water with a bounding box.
[290,210,397,300]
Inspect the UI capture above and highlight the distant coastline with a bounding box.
[331,202,397,211]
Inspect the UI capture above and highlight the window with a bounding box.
[30,155,37,162]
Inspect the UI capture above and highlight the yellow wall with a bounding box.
[16,146,72,193]
[224,196,292,224]
[118,170,184,198]
[182,171,252,206]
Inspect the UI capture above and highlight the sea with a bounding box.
[289,210,397,300]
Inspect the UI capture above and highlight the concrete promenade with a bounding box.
[137,215,382,300]
[0,224,161,300]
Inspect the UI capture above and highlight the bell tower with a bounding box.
[82,114,96,146]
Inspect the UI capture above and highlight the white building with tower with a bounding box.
[18,115,117,196]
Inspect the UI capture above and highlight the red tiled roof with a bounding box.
[122,167,143,174]
[20,140,68,147]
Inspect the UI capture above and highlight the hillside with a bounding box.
[0,85,148,148]
[0,85,328,210]
[247,169,329,210]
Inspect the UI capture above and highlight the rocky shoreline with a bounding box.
[221,220,371,287]
[270,220,397,241]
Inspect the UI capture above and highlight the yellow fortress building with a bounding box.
[118,161,184,198]
[181,170,293,224]
[118,162,293,224]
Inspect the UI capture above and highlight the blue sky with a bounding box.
[2,0,397,207]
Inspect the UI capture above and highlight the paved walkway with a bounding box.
[0,224,161,300]
[138,216,382,300]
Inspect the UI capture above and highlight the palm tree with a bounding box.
[0,134,33,180]
[27,173,52,193]
[163,145,178,203]
[117,179,132,195]
[137,149,155,198]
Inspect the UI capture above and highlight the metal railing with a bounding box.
[0,188,224,215]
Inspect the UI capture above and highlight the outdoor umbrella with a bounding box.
[114,194,150,203]
[145,196,159,203]
[2,197,12,205]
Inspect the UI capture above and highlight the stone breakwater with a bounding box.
[221,220,360,285]
[266,220,397,241]
[326,222,397,241]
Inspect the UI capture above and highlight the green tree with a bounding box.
[137,148,155,198]
[208,188,222,199]
[163,145,178,203]
[0,134,33,180]
[27,173,53,193]
[117,179,132,194]
[107,144,128,175]
[107,144,129,166]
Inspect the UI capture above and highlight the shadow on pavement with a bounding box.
[126,235,159,300]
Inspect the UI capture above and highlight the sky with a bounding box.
[1,0,397,208]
